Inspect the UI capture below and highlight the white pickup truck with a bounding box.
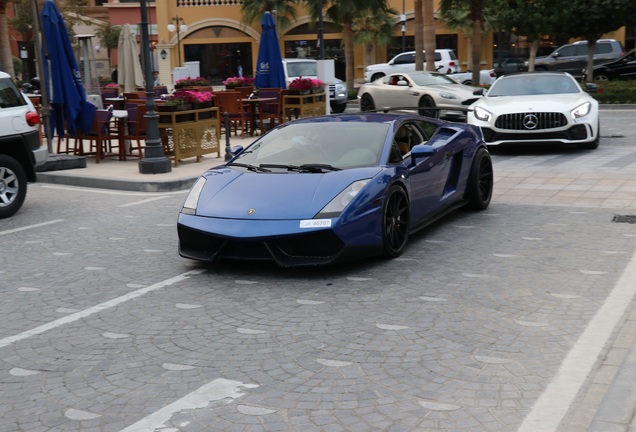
[282,59,348,113]
[364,49,461,82]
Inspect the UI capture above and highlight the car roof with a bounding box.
[282,58,316,63]
[499,71,571,78]
[0,71,10,79]
[289,112,433,126]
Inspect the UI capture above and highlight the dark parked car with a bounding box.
[532,39,624,78]
[584,49,636,81]
[494,57,527,77]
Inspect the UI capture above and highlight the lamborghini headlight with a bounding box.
[571,102,591,119]
[473,106,492,122]
[181,176,206,215]
[316,179,370,218]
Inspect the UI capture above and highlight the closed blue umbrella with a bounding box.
[41,0,95,137]
[254,12,286,89]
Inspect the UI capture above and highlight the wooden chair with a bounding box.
[235,86,254,100]
[256,88,283,133]
[123,91,146,105]
[124,104,147,158]
[214,91,250,136]
[153,86,168,98]
[100,89,118,107]
[79,109,117,163]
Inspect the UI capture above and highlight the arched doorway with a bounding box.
[182,26,255,85]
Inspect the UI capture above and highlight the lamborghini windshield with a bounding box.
[232,122,390,169]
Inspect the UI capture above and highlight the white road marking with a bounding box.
[40,184,188,196]
[0,219,65,236]
[39,185,150,195]
[0,269,205,349]
[518,247,636,432]
[118,378,258,432]
[119,196,172,207]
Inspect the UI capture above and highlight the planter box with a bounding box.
[158,107,221,167]
[157,104,195,123]
[283,92,326,120]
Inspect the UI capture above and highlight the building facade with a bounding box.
[4,0,633,85]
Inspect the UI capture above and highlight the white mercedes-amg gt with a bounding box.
[467,72,600,149]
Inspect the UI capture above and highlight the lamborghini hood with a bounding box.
[193,167,382,220]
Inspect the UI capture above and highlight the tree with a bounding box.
[95,23,121,66]
[490,0,569,71]
[352,9,395,71]
[240,0,300,34]
[0,0,16,77]
[305,0,396,94]
[562,0,636,81]
[414,0,423,70]
[423,0,436,71]
[439,0,486,84]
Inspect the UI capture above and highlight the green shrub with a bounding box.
[584,81,636,104]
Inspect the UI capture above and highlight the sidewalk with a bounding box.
[36,135,255,192]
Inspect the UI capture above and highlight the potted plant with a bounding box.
[311,78,325,94]
[174,76,210,89]
[159,90,198,122]
[288,77,314,95]
[189,91,215,118]
[223,76,255,90]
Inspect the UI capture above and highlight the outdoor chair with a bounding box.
[214,91,250,136]
[235,86,255,100]
[79,109,117,163]
[256,88,283,133]
[153,86,168,98]
[124,104,147,158]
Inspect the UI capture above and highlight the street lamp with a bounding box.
[167,15,187,67]
[401,0,406,52]
[139,0,171,174]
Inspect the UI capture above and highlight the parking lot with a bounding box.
[1,108,635,432]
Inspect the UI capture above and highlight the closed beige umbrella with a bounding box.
[117,24,144,93]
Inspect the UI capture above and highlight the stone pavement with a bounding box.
[36,135,255,192]
[32,108,636,431]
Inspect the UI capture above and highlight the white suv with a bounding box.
[0,71,46,218]
[364,49,460,82]
[281,59,348,113]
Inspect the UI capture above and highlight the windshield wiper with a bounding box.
[260,163,341,173]
[299,164,341,172]
[227,162,271,172]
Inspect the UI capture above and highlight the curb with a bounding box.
[36,171,199,193]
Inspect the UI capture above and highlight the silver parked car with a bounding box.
[358,71,481,119]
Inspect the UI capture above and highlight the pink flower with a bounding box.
[289,77,314,91]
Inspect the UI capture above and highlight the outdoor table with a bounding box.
[241,97,276,135]
[105,97,125,110]
[111,109,130,160]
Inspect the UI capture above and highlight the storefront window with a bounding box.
[184,43,253,85]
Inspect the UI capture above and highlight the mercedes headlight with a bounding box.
[181,176,206,215]
[473,106,492,121]
[316,179,370,218]
[571,102,591,119]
